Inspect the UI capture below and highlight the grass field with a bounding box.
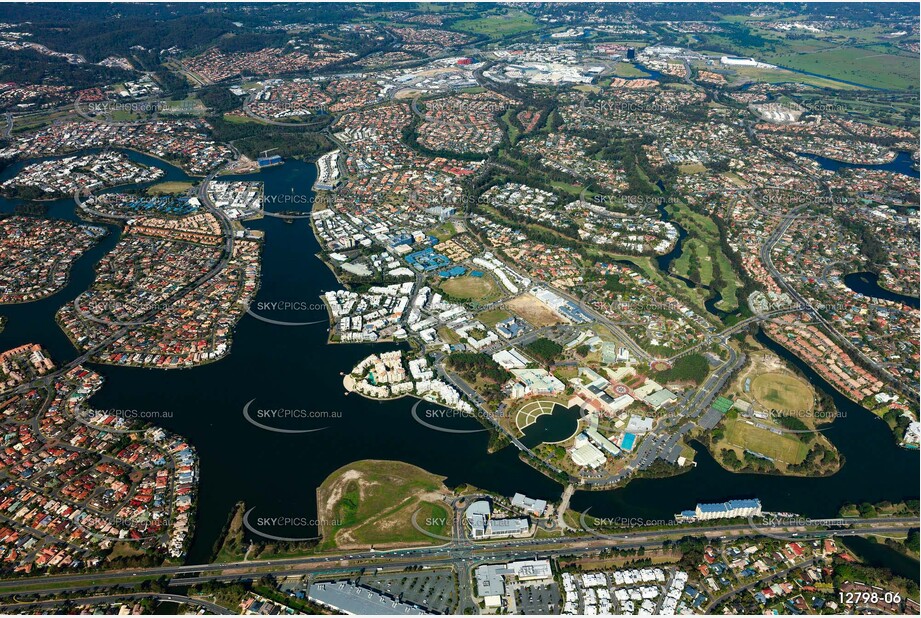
[317,460,452,549]
[751,372,813,413]
[793,92,918,125]
[146,181,194,195]
[723,418,809,464]
[609,63,652,79]
[10,109,76,135]
[429,221,457,241]
[725,65,864,90]
[109,109,144,122]
[667,202,742,314]
[212,502,247,562]
[694,23,918,90]
[106,541,146,560]
[678,163,708,175]
[453,9,539,38]
[672,238,714,291]
[767,48,919,91]
[440,275,500,302]
[550,180,585,196]
[437,326,461,345]
[222,112,264,125]
[160,97,205,114]
[501,108,520,144]
[477,308,513,327]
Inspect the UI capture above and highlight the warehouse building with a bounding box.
[308,581,425,615]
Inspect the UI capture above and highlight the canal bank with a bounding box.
[570,328,919,524]
[840,535,920,582]
[798,150,920,179]
[654,200,742,321]
[0,151,917,566]
[843,271,920,310]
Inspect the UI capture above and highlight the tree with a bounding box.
[721,449,742,470]
[526,338,564,364]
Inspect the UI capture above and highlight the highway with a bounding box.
[0,592,232,615]
[665,305,804,363]
[0,518,913,597]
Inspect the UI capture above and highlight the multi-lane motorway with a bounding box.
[0,592,233,615]
[0,517,913,601]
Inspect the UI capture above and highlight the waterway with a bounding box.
[797,150,920,179]
[840,536,920,582]
[653,201,740,321]
[0,150,917,565]
[843,271,920,310]
[570,330,920,523]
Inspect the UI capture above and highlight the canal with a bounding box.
[843,271,920,310]
[0,150,917,564]
[840,536,920,582]
[797,150,920,179]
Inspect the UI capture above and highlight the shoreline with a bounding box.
[343,372,466,409]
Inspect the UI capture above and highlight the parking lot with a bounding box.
[515,582,561,615]
[363,569,457,614]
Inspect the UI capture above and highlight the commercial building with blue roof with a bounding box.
[676,499,762,522]
[696,499,761,521]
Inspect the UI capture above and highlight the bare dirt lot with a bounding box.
[506,293,565,328]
